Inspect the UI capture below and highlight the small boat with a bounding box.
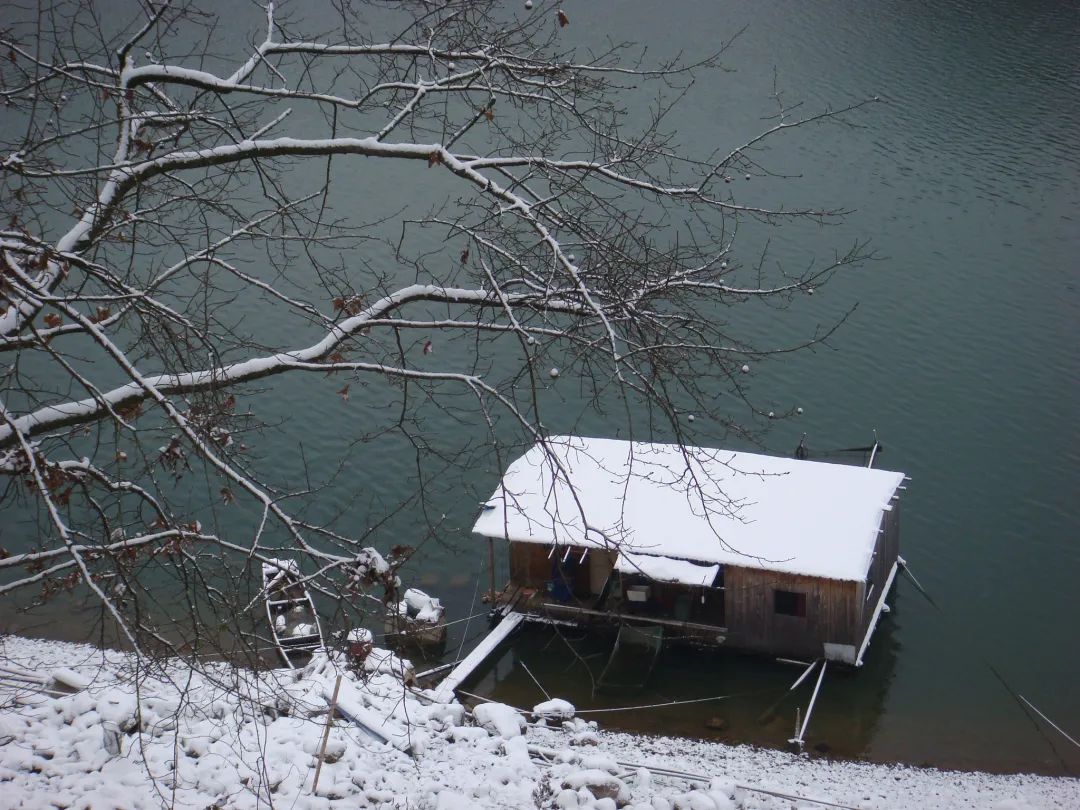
[383,587,447,649]
[262,558,323,668]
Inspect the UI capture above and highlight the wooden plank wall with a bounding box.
[860,504,901,636]
[723,566,859,659]
[508,521,900,661]
[509,542,552,588]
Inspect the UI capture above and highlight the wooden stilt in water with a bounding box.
[756,659,819,725]
[789,660,827,750]
[789,658,819,692]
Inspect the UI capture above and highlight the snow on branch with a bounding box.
[0,0,875,658]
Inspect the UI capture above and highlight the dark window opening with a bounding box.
[774,589,807,617]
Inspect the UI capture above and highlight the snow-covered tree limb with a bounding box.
[0,0,874,663]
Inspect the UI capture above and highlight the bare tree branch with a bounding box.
[0,0,874,673]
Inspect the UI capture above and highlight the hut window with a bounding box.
[774,590,806,617]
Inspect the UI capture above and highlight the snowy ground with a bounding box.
[0,634,1076,809]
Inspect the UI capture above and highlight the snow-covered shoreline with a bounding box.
[0,634,1075,809]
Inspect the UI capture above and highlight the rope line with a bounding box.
[454,558,485,665]
[575,689,774,715]
[899,562,1076,773]
[520,659,551,702]
[1018,696,1080,751]
[380,609,489,638]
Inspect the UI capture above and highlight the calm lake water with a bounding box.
[3,0,1078,776]
[455,2,1080,775]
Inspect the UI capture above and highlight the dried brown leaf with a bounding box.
[116,401,142,421]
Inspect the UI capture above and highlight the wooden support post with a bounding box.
[789,659,819,692]
[755,659,818,725]
[312,674,342,795]
[789,660,827,749]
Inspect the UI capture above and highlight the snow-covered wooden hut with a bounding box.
[473,435,906,666]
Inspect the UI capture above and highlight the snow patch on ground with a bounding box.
[0,634,1076,809]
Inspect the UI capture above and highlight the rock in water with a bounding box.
[532,698,575,721]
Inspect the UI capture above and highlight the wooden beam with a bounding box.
[432,612,525,702]
[539,602,728,635]
[855,559,899,666]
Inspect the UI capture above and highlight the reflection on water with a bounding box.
[463,618,898,765]
[461,610,1068,776]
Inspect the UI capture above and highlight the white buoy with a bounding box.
[740,364,750,374]
[549,367,560,378]
[568,253,575,262]
[720,260,728,269]
[796,407,804,415]
[447,61,455,71]
[768,411,775,419]
[745,173,751,180]
[807,287,815,295]
[527,335,536,345]
[525,0,533,7]
[687,414,695,423]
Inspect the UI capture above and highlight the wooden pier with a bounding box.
[432,612,524,703]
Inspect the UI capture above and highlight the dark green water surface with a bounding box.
[451,0,1080,775]
[3,0,1078,776]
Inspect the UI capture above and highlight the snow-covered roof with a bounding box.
[614,551,720,587]
[472,435,905,582]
